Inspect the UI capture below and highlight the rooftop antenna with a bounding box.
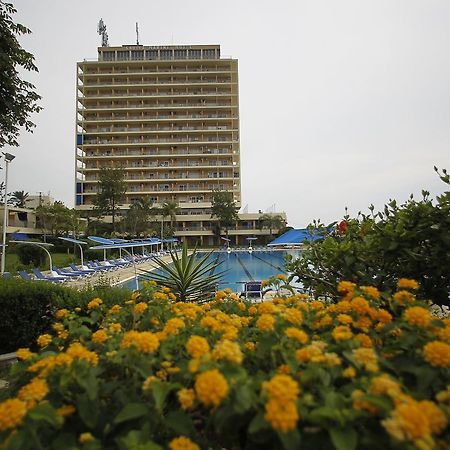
[136,22,140,45]
[97,18,109,47]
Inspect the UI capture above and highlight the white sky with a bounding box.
[7,0,450,227]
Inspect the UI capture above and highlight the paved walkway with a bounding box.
[67,254,177,289]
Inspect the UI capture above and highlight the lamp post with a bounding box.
[1,152,16,274]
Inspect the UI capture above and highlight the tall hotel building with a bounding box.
[75,44,284,245]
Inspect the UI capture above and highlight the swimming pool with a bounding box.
[121,249,301,292]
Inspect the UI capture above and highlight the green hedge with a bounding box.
[0,279,131,354]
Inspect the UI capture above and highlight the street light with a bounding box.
[1,152,16,275]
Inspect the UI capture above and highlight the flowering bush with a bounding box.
[0,279,449,449]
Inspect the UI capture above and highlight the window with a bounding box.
[102,51,115,61]
[131,50,144,60]
[203,49,216,59]
[160,50,173,60]
[146,50,158,60]
[189,49,201,59]
[174,49,187,59]
[117,51,130,61]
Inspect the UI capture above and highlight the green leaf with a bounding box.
[329,427,357,450]
[165,410,196,436]
[77,393,98,428]
[114,403,149,425]
[151,381,173,412]
[28,402,62,428]
[248,412,269,434]
[117,430,163,450]
[75,368,99,401]
[278,429,301,450]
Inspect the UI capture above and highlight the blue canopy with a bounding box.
[268,228,324,247]
[88,236,115,245]
[89,241,155,251]
[59,237,87,245]
[163,238,178,243]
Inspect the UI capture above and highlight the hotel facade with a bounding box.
[75,44,285,245]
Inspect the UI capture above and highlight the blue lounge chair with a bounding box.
[242,281,263,301]
[52,266,85,280]
[2,272,12,279]
[32,268,68,283]
[18,270,47,282]
[69,263,96,275]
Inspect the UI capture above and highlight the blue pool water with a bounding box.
[121,249,300,292]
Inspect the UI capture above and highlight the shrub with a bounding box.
[287,168,450,306]
[0,280,449,449]
[14,244,45,267]
[0,279,131,353]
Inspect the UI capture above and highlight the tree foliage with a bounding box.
[259,213,286,237]
[211,190,239,241]
[122,197,156,237]
[0,1,42,148]
[287,168,450,306]
[10,189,28,207]
[93,168,127,232]
[36,202,83,238]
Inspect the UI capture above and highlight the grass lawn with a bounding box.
[5,252,81,273]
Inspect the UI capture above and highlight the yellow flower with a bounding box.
[85,328,103,344]
[55,309,69,319]
[265,399,299,433]
[285,327,308,344]
[142,375,157,392]
[336,314,353,325]
[296,345,323,363]
[284,308,303,325]
[263,374,299,403]
[37,334,52,348]
[393,290,415,305]
[397,278,419,290]
[258,302,276,314]
[177,388,196,410]
[169,436,200,450]
[195,369,229,407]
[57,404,76,417]
[324,352,342,366]
[18,378,49,407]
[66,342,99,365]
[79,432,95,443]
[143,280,157,287]
[361,286,381,300]
[131,291,141,300]
[74,307,81,313]
[382,401,430,442]
[164,318,185,335]
[15,348,35,360]
[342,366,356,378]
[245,341,256,351]
[186,336,210,359]
[352,348,379,372]
[332,325,353,342]
[352,389,378,414]
[350,296,370,315]
[87,298,102,309]
[337,280,356,294]
[109,323,122,333]
[423,341,450,367]
[121,331,160,354]
[277,364,291,374]
[277,273,286,281]
[369,374,401,397]
[404,306,431,328]
[154,291,169,301]
[221,325,239,340]
[419,401,448,434]
[134,302,148,314]
[0,398,27,431]
[355,333,373,348]
[212,340,243,364]
[109,304,122,314]
[257,314,275,331]
[248,306,257,315]
[188,359,201,374]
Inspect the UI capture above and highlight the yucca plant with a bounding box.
[141,243,224,302]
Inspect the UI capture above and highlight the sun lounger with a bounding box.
[32,268,68,283]
[18,270,47,282]
[2,272,12,279]
[70,263,96,275]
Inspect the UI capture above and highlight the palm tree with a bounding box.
[160,201,179,234]
[10,190,29,208]
[259,214,286,240]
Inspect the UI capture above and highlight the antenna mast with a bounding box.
[136,22,140,45]
[97,18,109,47]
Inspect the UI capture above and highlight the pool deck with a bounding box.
[67,253,180,289]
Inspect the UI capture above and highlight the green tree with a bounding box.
[211,190,239,244]
[36,202,83,239]
[259,213,286,240]
[123,197,155,237]
[287,168,450,306]
[0,1,42,148]
[160,200,179,230]
[10,190,29,207]
[93,168,127,232]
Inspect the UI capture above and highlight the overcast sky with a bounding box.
[6,0,450,227]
